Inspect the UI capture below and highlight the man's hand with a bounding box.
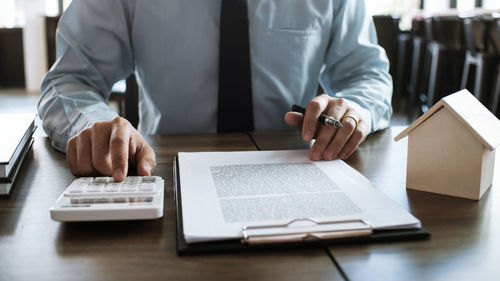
[66,117,156,181]
[284,94,369,161]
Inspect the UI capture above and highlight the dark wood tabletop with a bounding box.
[252,128,500,281]
[0,132,342,281]
[327,128,500,281]
[1,127,497,280]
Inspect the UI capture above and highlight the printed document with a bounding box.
[178,150,420,243]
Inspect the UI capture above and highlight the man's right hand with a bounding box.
[66,117,156,182]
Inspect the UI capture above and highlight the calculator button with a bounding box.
[139,184,155,191]
[124,177,139,183]
[94,177,112,184]
[121,185,137,192]
[86,186,101,192]
[104,186,120,192]
[142,176,156,183]
[75,177,93,184]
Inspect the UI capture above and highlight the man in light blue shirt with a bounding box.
[38,0,392,181]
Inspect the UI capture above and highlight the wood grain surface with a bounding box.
[251,127,500,281]
[329,128,500,281]
[0,132,343,281]
[4,128,494,280]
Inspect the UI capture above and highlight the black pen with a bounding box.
[291,104,343,128]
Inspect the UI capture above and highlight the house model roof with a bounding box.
[394,89,500,151]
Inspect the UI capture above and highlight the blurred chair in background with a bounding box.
[461,16,500,113]
[45,16,60,69]
[406,17,428,121]
[422,16,465,112]
[489,20,500,116]
[395,28,413,114]
[373,15,401,108]
[0,27,25,87]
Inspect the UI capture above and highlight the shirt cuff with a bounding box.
[51,109,118,153]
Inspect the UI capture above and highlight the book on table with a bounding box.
[174,149,429,254]
[0,113,36,195]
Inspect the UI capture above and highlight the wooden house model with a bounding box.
[394,90,500,200]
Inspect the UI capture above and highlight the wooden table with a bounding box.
[0,128,498,280]
[252,128,500,281]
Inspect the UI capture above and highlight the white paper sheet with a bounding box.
[178,150,420,243]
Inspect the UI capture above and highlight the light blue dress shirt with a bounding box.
[38,0,393,153]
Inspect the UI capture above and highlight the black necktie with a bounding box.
[217,0,254,132]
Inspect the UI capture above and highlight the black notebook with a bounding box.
[0,138,34,195]
[0,113,36,195]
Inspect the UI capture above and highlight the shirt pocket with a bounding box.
[257,12,325,101]
[267,2,322,37]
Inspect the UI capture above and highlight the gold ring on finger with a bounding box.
[341,114,358,129]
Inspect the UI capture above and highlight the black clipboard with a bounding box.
[173,157,430,256]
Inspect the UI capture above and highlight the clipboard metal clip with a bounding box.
[241,218,373,245]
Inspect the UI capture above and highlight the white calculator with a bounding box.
[50,176,164,222]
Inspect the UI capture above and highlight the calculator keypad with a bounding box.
[64,176,160,197]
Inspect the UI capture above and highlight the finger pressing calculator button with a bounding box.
[94,177,112,184]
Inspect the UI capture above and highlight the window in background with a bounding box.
[63,0,71,11]
[44,0,58,16]
[423,0,450,13]
[457,0,476,11]
[483,0,500,9]
[365,0,421,30]
[365,0,421,16]
[0,0,23,28]
[45,0,71,16]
